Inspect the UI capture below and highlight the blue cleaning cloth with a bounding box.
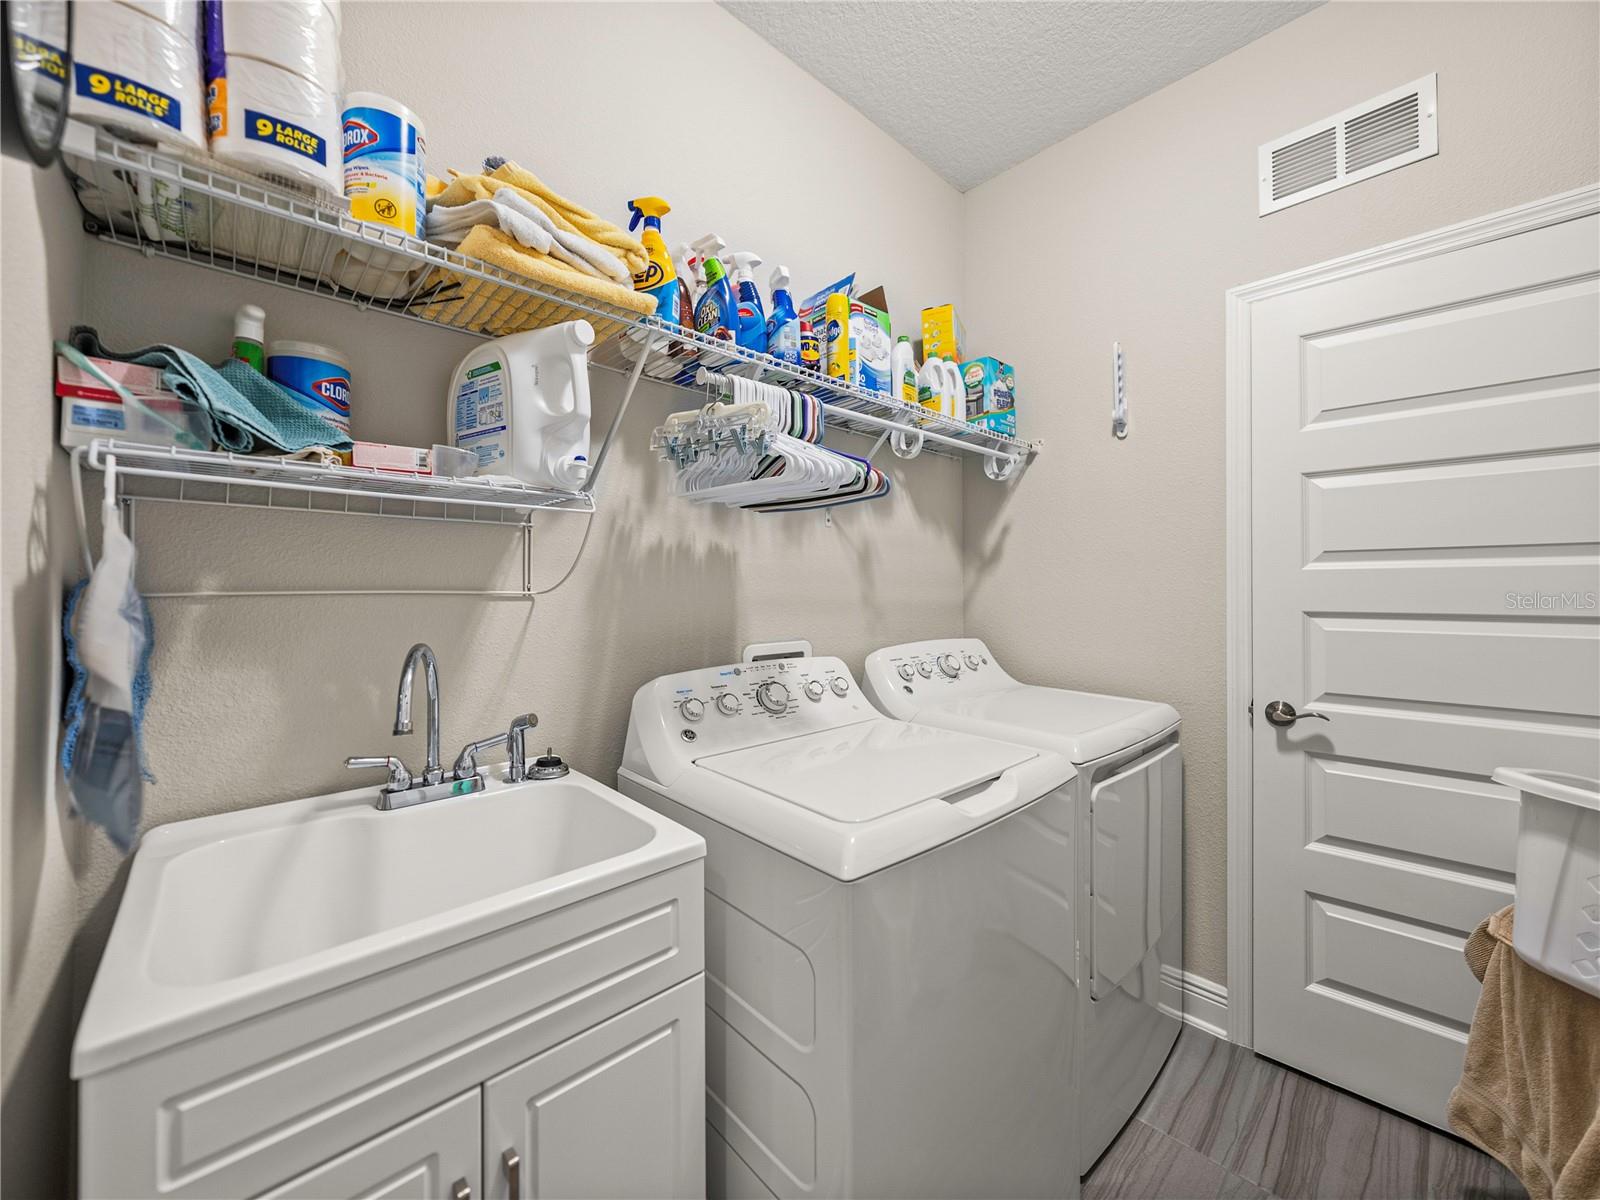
[69,326,352,454]
[60,579,155,853]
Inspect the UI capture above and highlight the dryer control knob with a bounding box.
[679,698,705,722]
[897,663,916,682]
[963,652,982,670]
[937,653,961,678]
[756,680,790,714]
[830,677,850,696]
[803,680,825,702]
[715,693,741,716]
[916,660,934,678]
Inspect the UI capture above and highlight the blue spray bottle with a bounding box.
[727,251,767,354]
[692,235,739,360]
[766,265,801,366]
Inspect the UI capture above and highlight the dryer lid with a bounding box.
[697,719,1037,822]
[928,687,1179,764]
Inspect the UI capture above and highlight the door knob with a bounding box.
[1263,700,1330,728]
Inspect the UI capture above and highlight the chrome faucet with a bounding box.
[394,643,443,786]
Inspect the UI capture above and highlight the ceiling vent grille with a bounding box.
[1259,74,1437,215]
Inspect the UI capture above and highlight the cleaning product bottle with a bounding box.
[692,235,737,348]
[230,304,266,372]
[823,291,853,383]
[891,335,917,408]
[916,356,944,414]
[941,358,965,419]
[446,320,596,490]
[727,251,767,354]
[673,241,699,321]
[625,197,679,324]
[799,320,821,372]
[766,266,801,366]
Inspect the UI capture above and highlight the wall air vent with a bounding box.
[1259,74,1437,215]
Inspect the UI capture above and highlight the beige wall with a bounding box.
[2,3,966,1190]
[962,1,1600,986]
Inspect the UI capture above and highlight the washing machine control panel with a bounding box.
[645,655,878,759]
[861,638,1017,718]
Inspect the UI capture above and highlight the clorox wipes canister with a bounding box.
[267,341,352,434]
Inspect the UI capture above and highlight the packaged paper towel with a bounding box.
[69,2,206,149]
[211,1,340,87]
[208,55,341,196]
[117,0,201,35]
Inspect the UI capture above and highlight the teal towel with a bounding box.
[69,326,352,454]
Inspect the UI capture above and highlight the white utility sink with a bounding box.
[73,770,705,1078]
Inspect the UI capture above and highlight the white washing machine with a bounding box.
[618,655,1083,1200]
[863,638,1183,1174]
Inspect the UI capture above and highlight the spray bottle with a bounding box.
[625,197,679,324]
[766,265,801,366]
[727,251,767,354]
[692,235,738,359]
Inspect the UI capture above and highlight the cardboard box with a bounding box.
[921,304,966,364]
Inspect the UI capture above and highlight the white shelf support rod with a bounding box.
[583,336,650,495]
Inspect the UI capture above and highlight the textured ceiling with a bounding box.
[722,1,1323,191]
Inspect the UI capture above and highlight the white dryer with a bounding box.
[619,655,1083,1200]
[863,638,1183,1174]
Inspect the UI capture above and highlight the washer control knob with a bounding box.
[897,663,916,682]
[755,680,790,714]
[963,652,982,670]
[830,677,850,696]
[803,680,825,702]
[937,653,961,678]
[679,698,705,722]
[715,693,741,716]
[915,659,934,678]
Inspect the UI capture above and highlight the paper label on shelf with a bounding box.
[74,62,183,130]
[245,108,328,164]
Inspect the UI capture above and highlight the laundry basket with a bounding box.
[1493,768,1600,999]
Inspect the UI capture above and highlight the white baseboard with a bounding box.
[1159,965,1230,1040]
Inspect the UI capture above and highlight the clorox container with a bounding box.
[268,341,352,434]
[342,91,426,236]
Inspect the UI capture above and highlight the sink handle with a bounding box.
[502,1148,521,1199]
[345,755,413,793]
[452,732,508,780]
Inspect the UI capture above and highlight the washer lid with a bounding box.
[698,719,1037,821]
[929,687,1179,764]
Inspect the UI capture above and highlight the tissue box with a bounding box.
[962,356,1015,419]
[921,304,966,364]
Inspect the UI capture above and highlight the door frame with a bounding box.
[1222,183,1600,1048]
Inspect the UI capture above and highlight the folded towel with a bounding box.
[416,223,656,341]
[69,327,351,454]
[429,174,633,285]
[431,160,646,279]
[428,194,558,258]
[1448,905,1600,1199]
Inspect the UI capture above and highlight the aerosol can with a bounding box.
[447,320,595,491]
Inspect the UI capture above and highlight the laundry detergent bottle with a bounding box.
[916,356,944,414]
[728,251,767,353]
[892,335,917,407]
[447,320,596,490]
[626,196,679,324]
[766,265,801,366]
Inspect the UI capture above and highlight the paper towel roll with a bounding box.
[216,1,340,88]
[116,0,201,38]
[208,55,341,196]
[70,3,206,149]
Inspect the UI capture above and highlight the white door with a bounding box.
[1249,211,1600,1128]
[259,1090,480,1200]
[481,978,704,1200]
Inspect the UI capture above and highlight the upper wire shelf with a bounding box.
[60,121,1035,470]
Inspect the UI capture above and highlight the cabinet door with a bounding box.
[259,1090,480,1200]
[482,976,704,1200]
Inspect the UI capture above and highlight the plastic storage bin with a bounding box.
[1493,768,1600,999]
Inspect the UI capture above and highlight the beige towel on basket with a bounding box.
[1448,905,1600,1199]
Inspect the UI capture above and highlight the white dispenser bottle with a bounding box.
[447,320,596,490]
[941,358,965,420]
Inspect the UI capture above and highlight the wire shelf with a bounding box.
[82,438,594,525]
[61,121,1036,470]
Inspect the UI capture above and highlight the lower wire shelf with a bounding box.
[77,438,595,526]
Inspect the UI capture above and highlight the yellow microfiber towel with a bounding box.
[431,163,647,279]
[417,223,655,341]
[1448,905,1600,1200]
